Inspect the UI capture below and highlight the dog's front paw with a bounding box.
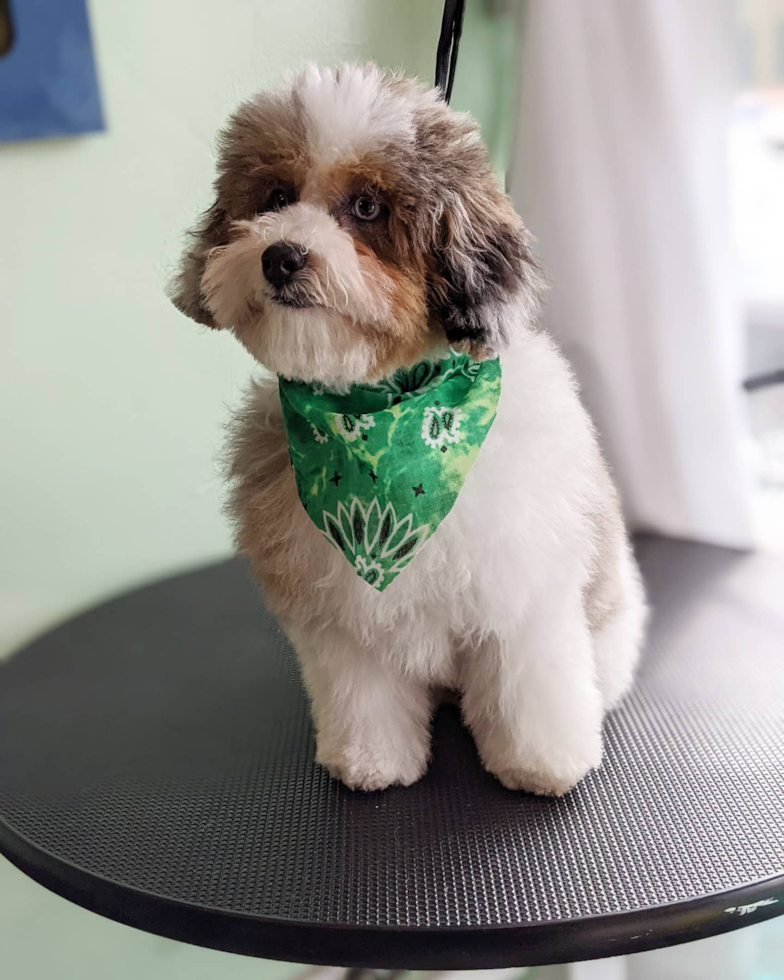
[484,738,603,798]
[316,738,430,792]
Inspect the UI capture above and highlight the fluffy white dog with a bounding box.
[171,64,646,796]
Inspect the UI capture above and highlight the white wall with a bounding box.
[0,0,511,658]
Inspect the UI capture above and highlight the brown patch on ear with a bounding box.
[169,203,228,328]
[428,199,539,352]
[396,98,543,351]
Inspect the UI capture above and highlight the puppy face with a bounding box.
[171,64,542,387]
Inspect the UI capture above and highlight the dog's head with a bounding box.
[171,64,543,387]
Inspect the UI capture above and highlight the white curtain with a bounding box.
[509,4,777,976]
[509,0,755,549]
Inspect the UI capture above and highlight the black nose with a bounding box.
[261,243,307,288]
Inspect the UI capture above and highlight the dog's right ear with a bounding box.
[168,202,228,328]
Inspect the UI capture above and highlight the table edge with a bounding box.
[2,811,783,968]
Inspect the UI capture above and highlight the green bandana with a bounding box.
[279,353,502,591]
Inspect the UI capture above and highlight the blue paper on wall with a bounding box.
[0,0,104,141]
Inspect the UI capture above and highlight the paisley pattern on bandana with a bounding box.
[279,352,502,591]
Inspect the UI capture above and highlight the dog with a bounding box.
[171,64,646,796]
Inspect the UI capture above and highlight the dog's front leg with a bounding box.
[286,622,433,792]
[461,581,604,797]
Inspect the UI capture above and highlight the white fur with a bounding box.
[592,543,647,710]
[296,63,417,164]
[232,328,646,795]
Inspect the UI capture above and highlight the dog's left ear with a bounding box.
[426,149,543,356]
[168,202,228,328]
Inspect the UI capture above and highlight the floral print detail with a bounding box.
[457,359,480,382]
[322,498,429,589]
[445,351,480,379]
[336,413,375,442]
[354,555,385,588]
[310,423,329,444]
[422,406,462,449]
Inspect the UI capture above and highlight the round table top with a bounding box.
[1,537,783,969]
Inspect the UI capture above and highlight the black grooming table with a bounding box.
[1,537,783,968]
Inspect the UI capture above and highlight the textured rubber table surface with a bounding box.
[1,537,783,968]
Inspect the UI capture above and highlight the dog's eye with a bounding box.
[351,195,381,221]
[268,188,290,211]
